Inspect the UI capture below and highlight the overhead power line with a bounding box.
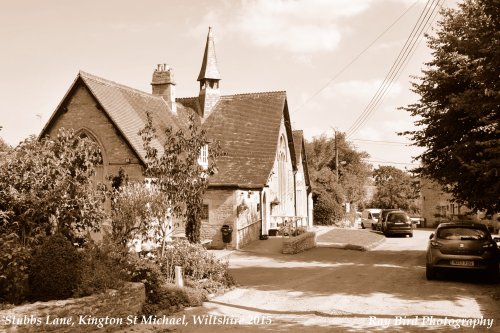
[293,0,420,113]
[351,138,411,145]
[367,160,420,166]
[346,0,444,138]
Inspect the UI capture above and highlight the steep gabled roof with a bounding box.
[40,71,183,163]
[41,71,299,189]
[293,130,311,190]
[178,91,294,188]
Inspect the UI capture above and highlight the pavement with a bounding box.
[208,225,385,260]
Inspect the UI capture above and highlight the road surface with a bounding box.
[122,229,500,332]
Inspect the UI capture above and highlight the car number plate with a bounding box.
[450,260,474,267]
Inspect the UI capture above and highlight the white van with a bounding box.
[361,209,382,230]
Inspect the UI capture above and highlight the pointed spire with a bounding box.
[197,27,221,81]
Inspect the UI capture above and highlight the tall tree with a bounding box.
[305,133,372,224]
[139,113,222,244]
[401,0,500,213]
[371,166,420,211]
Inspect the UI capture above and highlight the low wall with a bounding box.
[282,231,316,254]
[0,282,145,333]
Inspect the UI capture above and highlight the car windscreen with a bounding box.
[437,227,488,240]
[372,213,380,218]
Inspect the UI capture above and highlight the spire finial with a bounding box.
[197,27,221,82]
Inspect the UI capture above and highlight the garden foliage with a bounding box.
[0,233,31,304]
[0,128,106,247]
[138,113,223,244]
[29,234,80,301]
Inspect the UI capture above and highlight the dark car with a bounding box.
[426,223,500,280]
[381,210,413,237]
[375,209,399,231]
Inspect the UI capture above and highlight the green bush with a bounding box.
[122,240,234,315]
[74,241,127,298]
[158,240,235,293]
[142,284,206,316]
[125,254,166,305]
[0,233,31,304]
[313,189,344,225]
[29,233,79,301]
[124,254,206,315]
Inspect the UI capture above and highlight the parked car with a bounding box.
[380,210,413,237]
[361,208,381,230]
[409,214,424,227]
[426,223,500,280]
[375,209,399,231]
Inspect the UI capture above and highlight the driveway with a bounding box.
[125,229,500,332]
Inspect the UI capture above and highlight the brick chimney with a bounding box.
[151,64,176,114]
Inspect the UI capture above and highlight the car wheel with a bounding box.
[426,264,436,280]
[409,233,413,238]
[361,223,365,229]
[371,224,375,230]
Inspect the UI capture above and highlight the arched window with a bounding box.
[277,135,287,212]
[76,129,105,185]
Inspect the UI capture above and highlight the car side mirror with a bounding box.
[429,233,434,239]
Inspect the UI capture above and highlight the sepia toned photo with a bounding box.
[1,0,499,332]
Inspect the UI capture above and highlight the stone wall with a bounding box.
[45,84,144,183]
[202,189,236,249]
[0,283,145,333]
[282,231,316,254]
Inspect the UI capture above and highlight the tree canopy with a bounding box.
[370,166,420,211]
[401,0,499,213]
[0,129,106,246]
[305,132,372,224]
[138,113,222,243]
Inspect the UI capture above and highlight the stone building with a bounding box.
[40,28,313,249]
[420,178,471,227]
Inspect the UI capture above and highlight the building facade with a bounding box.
[40,28,312,249]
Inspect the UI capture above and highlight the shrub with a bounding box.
[313,189,344,225]
[142,284,206,316]
[158,240,235,293]
[292,227,307,237]
[29,233,79,301]
[0,233,31,304]
[126,254,165,303]
[74,240,127,298]
[124,254,206,315]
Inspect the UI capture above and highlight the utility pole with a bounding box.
[335,130,339,181]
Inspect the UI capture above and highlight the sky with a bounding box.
[0,0,457,170]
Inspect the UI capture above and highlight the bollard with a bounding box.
[174,266,184,288]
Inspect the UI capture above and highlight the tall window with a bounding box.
[198,144,208,169]
[77,129,104,185]
[277,135,287,212]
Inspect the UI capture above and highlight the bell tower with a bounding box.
[197,27,221,118]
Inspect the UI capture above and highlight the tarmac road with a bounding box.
[121,229,500,333]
